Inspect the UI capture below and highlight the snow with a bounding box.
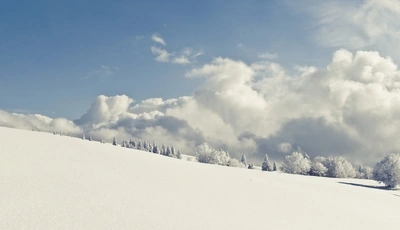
[1,126,399,230]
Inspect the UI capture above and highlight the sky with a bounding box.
[1,0,400,165]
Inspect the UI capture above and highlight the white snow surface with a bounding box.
[1,127,399,230]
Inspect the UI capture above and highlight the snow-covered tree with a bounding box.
[137,141,142,150]
[262,154,273,171]
[356,165,373,179]
[196,143,230,165]
[82,134,86,140]
[161,144,166,155]
[310,161,328,177]
[248,163,254,169]
[112,137,117,146]
[373,153,400,188]
[273,161,277,171]
[240,155,248,167]
[89,136,93,141]
[324,157,356,178]
[130,139,136,148]
[177,150,182,159]
[152,143,160,154]
[280,152,311,175]
[171,146,176,156]
[228,158,245,168]
[143,141,149,151]
[121,141,126,147]
[166,146,172,157]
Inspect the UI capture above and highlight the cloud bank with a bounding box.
[3,49,400,165]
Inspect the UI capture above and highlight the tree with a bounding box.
[324,156,356,178]
[161,144,166,155]
[240,155,248,167]
[273,161,277,171]
[152,143,160,154]
[228,158,245,168]
[112,137,117,146]
[137,141,142,150]
[310,161,328,177]
[177,150,182,159]
[248,163,254,169]
[143,141,149,151]
[171,146,176,157]
[262,154,273,171]
[280,152,311,175]
[82,134,86,140]
[356,165,373,179]
[373,153,400,188]
[166,146,172,157]
[89,136,93,141]
[196,143,230,165]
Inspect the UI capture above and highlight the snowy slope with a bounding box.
[1,127,399,230]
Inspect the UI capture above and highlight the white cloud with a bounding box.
[258,52,278,60]
[5,49,400,165]
[172,56,190,65]
[151,46,171,62]
[151,34,166,46]
[300,0,400,60]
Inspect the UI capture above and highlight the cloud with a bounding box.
[298,0,400,60]
[150,35,203,65]
[258,52,278,60]
[151,46,171,62]
[151,34,166,46]
[4,49,400,166]
[0,110,82,135]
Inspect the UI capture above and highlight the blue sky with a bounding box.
[0,0,332,119]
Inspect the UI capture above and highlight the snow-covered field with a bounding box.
[1,127,399,230]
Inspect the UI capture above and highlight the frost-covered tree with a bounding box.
[228,158,245,168]
[89,136,93,141]
[143,141,149,151]
[248,163,254,169]
[121,141,126,147]
[177,150,182,159]
[161,144,166,155]
[373,153,400,188]
[152,143,160,154]
[166,146,172,157]
[324,157,356,178]
[196,143,230,165]
[130,139,136,148]
[280,152,311,175]
[310,161,328,177]
[112,137,117,146]
[273,161,277,171]
[171,146,176,157]
[356,165,373,179]
[240,155,248,167]
[82,134,86,140]
[262,154,273,171]
[137,141,142,150]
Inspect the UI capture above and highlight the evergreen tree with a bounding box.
[82,134,86,140]
[273,161,277,171]
[166,146,172,157]
[161,144,166,155]
[143,141,149,151]
[262,154,273,171]
[137,141,142,150]
[152,144,160,154]
[112,137,117,146]
[177,150,182,159]
[89,136,93,141]
[240,155,248,167]
[171,146,176,157]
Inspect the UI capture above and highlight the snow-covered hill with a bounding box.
[1,127,399,230]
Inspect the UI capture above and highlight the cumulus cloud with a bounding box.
[4,48,400,165]
[151,34,166,46]
[0,110,82,135]
[299,0,400,60]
